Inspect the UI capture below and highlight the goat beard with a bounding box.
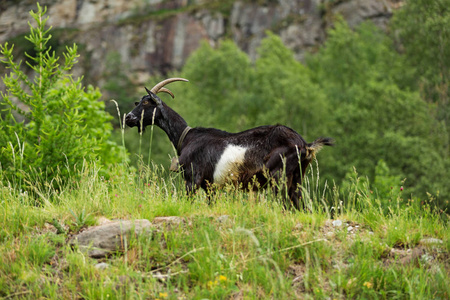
[125,121,145,132]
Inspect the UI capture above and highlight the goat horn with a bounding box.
[158,87,175,98]
[150,78,189,95]
[145,86,174,98]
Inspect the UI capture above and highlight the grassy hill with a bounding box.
[0,3,449,299]
[1,163,448,299]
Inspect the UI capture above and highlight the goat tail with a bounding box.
[305,137,334,159]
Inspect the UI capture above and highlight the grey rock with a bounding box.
[331,0,392,29]
[420,238,444,245]
[0,0,398,90]
[200,10,225,40]
[332,220,343,227]
[420,253,434,264]
[152,216,188,229]
[70,219,153,258]
[325,231,335,238]
[95,262,110,270]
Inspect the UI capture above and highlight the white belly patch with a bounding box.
[213,144,247,185]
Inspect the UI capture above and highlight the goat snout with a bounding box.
[125,112,139,127]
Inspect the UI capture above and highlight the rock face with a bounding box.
[0,0,396,86]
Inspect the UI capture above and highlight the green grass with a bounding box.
[0,161,449,299]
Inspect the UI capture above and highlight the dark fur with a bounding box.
[126,91,333,209]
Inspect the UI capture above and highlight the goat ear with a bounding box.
[134,102,139,106]
[144,87,162,106]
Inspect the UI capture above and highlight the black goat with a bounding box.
[125,78,333,209]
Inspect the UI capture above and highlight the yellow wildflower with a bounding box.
[363,282,373,289]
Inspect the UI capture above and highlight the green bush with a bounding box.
[170,34,330,140]
[307,20,449,206]
[0,4,125,190]
[164,20,448,209]
[120,6,448,210]
[392,0,450,136]
[173,39,253,131]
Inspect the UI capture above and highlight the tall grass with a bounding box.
[0,109,449,299]
[0,151,448,299]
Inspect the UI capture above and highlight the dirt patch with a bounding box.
[318,219,373,241]
[383,244,449,269]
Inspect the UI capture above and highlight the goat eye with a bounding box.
[143,100,149,105]
[134,102,139,106]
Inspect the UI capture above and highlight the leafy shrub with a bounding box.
[0,4,125,190]
[164,19,448,209]
[173,39,253,131]
[307,20,449,206]
[392,0,450,131]
[171,34,330,140]
[120,9,448,210]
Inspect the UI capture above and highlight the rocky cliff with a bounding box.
[0,0,397,87]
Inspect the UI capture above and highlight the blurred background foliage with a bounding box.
[1,1,449,209]
[115,2,449,208]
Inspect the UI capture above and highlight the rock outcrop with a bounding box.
[69,219,153,258]
[0,0,397,87]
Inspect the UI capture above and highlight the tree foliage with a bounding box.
[307,20,449,201]
[164,16,448,209]
[172,34,329,140]
[392,0,450,152]
[173,40,253,131]
[0,4,124,189]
